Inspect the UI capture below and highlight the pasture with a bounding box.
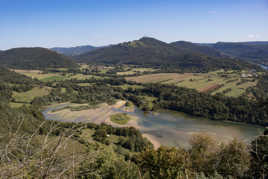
[117,67,157,75]
[13,69,102,82]
[126,70,258,97]
[12,87,51,103]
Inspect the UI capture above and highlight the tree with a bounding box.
[216,139,250,178]
[249,135,268,179]
[135,146,190,178]
[189,134,219,175]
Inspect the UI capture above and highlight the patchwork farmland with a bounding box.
[126,70,259,97]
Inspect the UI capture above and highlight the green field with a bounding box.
[12,87,51,103]
[117,84,144,90]
[117,67,157,75]
[14,68,103,82]
[126,70,258,97]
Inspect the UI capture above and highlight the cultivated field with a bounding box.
[13,69,102,82]
[117,67,157,75]
[126,70,259,97]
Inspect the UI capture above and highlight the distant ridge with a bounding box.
[199,41,268,64]
[0,47,78,69]
[51,45,97,56]
[75,37,259,72]
[170,41,222,57]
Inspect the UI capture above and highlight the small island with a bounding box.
[110,113,133,125]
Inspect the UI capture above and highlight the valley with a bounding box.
[5,64,266,149]
[1,39,268,178]
[2,0,268,177]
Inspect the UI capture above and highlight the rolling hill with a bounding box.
[51,45,97,56]
[0,47,78,69]
[75,37,259,72]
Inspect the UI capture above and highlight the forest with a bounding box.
[0,48,78,69]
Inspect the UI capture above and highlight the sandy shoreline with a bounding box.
[142,133,161,149]
[44,100,162,149]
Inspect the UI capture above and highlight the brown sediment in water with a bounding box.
[45,100,162,149]
[46,101,127,124]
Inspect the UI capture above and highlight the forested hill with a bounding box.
[51,45,97,56]
[200,42,268,64]
[170,41,222,58]
[0,47,78,69]
[75,37,259,72]
[0,67,33,83]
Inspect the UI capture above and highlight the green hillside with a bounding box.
[170,41,222,57]
[0,47,78,69]
[76,37,259,72]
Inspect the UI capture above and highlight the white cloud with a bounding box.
[248,34,261,39]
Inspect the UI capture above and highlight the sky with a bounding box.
[1,0,268,50]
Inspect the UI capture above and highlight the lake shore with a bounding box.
[142,133,161,149]
[43,101,263,148]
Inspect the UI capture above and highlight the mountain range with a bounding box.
[1,37,267,71]
[202,42,268,64]
[51,45,97,56]
[74,37,258,72]
[52,39,268,66]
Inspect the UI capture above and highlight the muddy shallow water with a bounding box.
[43,103,264,148]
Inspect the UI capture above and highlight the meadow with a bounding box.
[117,67,157,75]
[12,87,51,103]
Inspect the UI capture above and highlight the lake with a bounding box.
[43,104,264,148]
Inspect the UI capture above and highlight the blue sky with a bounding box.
[1,0,268,49]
